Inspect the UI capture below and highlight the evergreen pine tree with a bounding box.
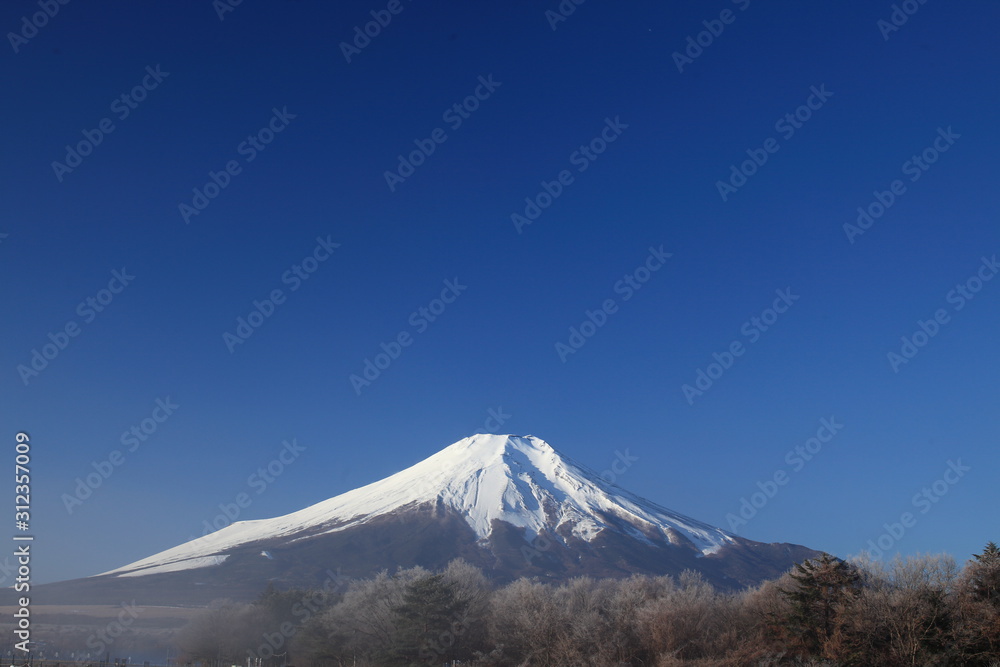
[970,541,1000,606]
[779,553,862,656]
[390,573,468,666]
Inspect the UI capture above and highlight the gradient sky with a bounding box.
[2,1,999,585]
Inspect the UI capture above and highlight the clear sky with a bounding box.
[2,1,998,585]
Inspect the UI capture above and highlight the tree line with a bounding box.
[176,542,1000,666]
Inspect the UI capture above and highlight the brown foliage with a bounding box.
[175,549,1000,667]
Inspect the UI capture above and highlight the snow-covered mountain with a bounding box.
[25,434,820,605]
[104,434,735,578]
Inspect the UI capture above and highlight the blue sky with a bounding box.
[2,0,999,585]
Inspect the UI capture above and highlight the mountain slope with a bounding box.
[24,434,821,604]
[104,434,736,578]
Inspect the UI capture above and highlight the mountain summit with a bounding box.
[28,435,820,605]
